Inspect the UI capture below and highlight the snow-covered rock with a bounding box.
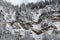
[0,0,60,40]
[4,9,16,22]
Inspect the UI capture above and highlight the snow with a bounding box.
[3,0,45,6]
[47,30,53,34]
[32,24,41,32]
[31,9,42,22]
[53,22,60,30]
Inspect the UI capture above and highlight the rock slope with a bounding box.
[0,0,60,40]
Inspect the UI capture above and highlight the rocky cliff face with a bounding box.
[0,0,60,40]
